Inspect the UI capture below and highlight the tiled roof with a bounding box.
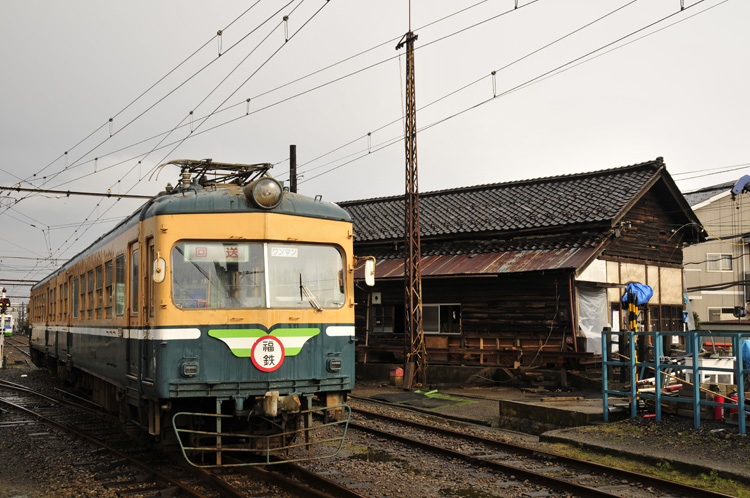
[683,181,733,207]
[341,158,665,242]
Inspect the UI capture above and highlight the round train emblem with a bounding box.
[251,335,285,372]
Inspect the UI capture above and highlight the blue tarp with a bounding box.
[621,283,653,306]
[743,340,750,367]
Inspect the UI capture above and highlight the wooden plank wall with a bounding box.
[602,185,686,266]
[355,273,575,367]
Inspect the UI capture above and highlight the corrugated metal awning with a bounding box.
[363,246,600,279]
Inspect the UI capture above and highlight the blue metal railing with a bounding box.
[602,330,749,434]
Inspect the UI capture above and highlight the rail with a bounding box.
[602,330,750,434]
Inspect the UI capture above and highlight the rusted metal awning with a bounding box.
[359,246,600,279]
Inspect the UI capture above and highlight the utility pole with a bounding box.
[289,144,297,193]
[397,13,427,389]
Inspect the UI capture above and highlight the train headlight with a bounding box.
[244,177,282,209]
[181,362,199,377]
[326,357,342,373]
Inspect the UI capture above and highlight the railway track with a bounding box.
[0,377,370,498]
[341,397,736,498]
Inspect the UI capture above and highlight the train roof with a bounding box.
[141,183,352,221]
[32,182,351,290]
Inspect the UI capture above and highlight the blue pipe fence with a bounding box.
[602,330,750,434]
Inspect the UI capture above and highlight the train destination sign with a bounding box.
[183,243,250,263]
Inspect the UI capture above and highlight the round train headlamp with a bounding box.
[245,177,282,209]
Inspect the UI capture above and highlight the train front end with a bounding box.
[140,165,365,467]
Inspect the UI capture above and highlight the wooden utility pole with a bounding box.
[397,23,426,389]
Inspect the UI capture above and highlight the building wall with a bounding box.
[578,258,683,333]
[355,272,575,367]
[684,190,750,323]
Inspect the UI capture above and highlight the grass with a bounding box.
[548,442,750,498]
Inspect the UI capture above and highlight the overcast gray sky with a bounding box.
[1,0,747,301]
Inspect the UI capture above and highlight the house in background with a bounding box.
[342,158,703,369]
[683,180,750,325]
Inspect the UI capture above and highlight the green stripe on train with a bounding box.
[208,328,320,357]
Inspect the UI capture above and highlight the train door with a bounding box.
[127,241,140,377]
[66,277,73,358]
[142,238,155,382]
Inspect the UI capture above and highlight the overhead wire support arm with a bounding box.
[0,186,151,199]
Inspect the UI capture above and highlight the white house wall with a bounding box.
[684,188,749,323]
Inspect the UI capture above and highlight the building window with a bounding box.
[423,303,461,334]
[372,305,395,333]
[707,253,733,272]
[708,307,737,322]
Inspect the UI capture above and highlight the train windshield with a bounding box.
[171,242,345,310]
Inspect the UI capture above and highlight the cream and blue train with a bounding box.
[30,160,370,467]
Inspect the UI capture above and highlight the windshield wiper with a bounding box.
[299,274,322,312]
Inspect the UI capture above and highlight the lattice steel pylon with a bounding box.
[397,31,427,389]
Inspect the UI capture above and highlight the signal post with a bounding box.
[0,288,7,368]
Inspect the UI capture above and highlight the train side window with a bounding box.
[62,282,68,320]
[87,270,94,320]
[95,265,103,319]
[80,273,86,317]
[131,246,139,314]
[48,288,54,321]
[115,254,125,315]
[72,277,79,318]
[105,260,113,318]
[58,284,63,321]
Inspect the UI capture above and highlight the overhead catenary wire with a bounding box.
[25,0,539,195]
[298,0,719,185]
[20,1,304,263]
[19,0,329,280]
[5,0,729,284]
[20,1,268,189]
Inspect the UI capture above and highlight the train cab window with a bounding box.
[267,243,345,309]
[104,260,113,318]
[115,254,125,315]
[171,241,345,310]
[95,265,103,319]
[131,246,139,314]
[172,242,265,309]
[72,277,79,318]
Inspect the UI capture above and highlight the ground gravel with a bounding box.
[0,338,120,498]
[3,337,750,496]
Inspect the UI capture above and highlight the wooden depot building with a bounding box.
[340,157,703,369]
